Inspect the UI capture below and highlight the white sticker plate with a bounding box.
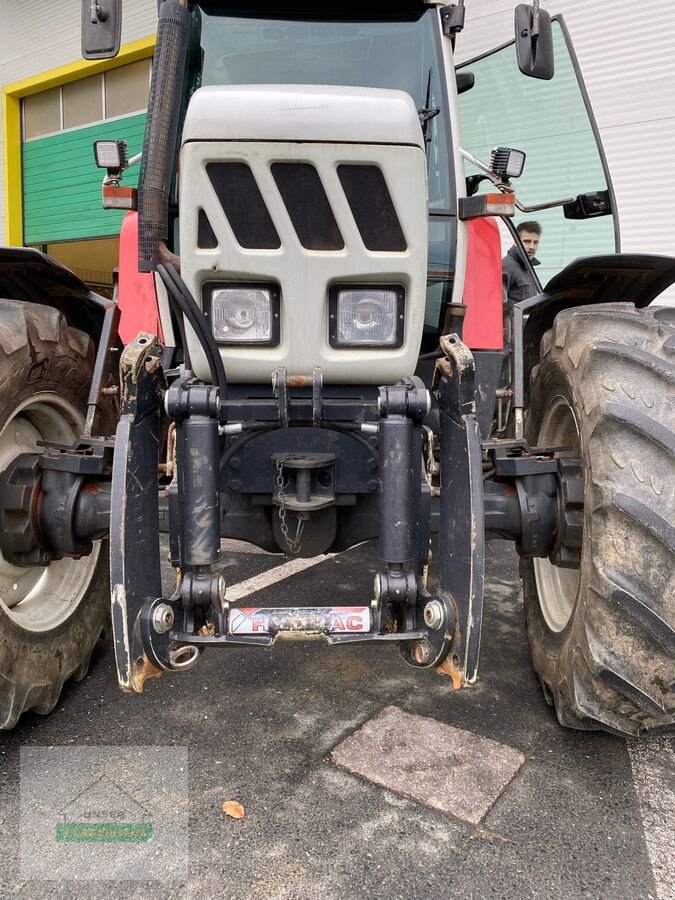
[229,606,371,635]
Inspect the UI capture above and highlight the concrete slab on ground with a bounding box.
[331,705,525,825]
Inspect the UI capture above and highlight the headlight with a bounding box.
[204,283,280,345]
[330,286,404,348]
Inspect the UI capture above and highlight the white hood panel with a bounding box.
[180,86,428,385]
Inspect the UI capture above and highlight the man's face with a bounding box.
[519,230,540,258]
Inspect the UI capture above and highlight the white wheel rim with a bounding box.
[0,393,101,633]
[533,394,582,633]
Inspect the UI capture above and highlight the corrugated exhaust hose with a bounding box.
[138,0,190,270]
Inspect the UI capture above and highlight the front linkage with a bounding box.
[0,328,582,694]
[109,333,466,690]
[104,327,581,693]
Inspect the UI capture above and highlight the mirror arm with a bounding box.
[532,0,540,38]
[514,196,577,213]
[89,1,109,24]
[460,148,575,211]
[460,148,501,183]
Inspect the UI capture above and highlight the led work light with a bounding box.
[490,147,526,180]
[205,284,280,345]
[93,139,128,171]
[330,286,404,348]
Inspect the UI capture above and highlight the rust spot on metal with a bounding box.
[435,655,464,690]
[160,422,177,479]
[130,654,164,692]
[287,374,313,388]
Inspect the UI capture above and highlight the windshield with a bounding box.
[196,8,452,209]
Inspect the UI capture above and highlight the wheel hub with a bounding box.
[0,393,102,633]
[533,394,583,633]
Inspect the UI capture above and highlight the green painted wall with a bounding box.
[22,113,146,245]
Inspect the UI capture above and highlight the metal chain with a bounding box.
[275,457,304,554]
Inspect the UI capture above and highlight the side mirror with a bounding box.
[82,0,122,60]
[514,3,555,80]
[456,72,475,95]
[563,190,613,220]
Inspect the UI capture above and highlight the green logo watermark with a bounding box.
[55,822,153,843]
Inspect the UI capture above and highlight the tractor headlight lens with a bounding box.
[206,284,279,345]
[330,286,404,348]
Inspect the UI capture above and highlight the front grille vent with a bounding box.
[271,163,344,251]
[205,160,406,253]
[206,162,281,249]
[197,209,218,249]
[337,164,407,252]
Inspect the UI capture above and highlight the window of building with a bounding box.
[23,87,61,140]
[22,58,151,141]
[105,59,151,118]
[63,74,104,130]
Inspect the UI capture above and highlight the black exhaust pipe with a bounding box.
[138,0,190,270]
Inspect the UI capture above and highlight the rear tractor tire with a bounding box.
[523,303,674,736]
[0,300,109,729]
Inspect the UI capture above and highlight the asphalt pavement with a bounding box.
[0,539,672,899]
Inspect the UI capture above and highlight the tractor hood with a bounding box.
[179,84,429,385]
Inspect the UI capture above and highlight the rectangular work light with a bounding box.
[93,139,128,171]
[204,283,280,345]
[329,286,404,348]
[490,147,526,180]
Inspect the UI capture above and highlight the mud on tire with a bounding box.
[523,303,675,736]
[0,300,109,729]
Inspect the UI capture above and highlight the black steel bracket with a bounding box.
[110,333,169,692]
[441,4,466,38]
[433,333,485,686]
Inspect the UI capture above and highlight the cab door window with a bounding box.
[458,18,618,288]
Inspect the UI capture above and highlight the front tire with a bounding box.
[0,300,109,729]
[523,303,674,736]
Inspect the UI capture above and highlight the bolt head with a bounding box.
[152,603,174,634]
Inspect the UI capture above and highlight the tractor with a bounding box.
[0,0,672,736]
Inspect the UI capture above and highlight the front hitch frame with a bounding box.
[433,333,486,687]
[110,333,169,691]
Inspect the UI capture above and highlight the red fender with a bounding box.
[117,211,162,345]
[462,217,504,351]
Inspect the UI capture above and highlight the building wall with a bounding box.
[0,0,157,243]
[23,111,146,244]
[455,0,675,267]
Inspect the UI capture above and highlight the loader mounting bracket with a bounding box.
[110,333,169,692]
[433,333,485,686]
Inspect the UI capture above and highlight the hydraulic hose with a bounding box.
[157,264,227,397]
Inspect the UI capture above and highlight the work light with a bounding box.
[206,284,279,345]
[93,139,128,171]
[490,147,526,179]
[330,286,404,348]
